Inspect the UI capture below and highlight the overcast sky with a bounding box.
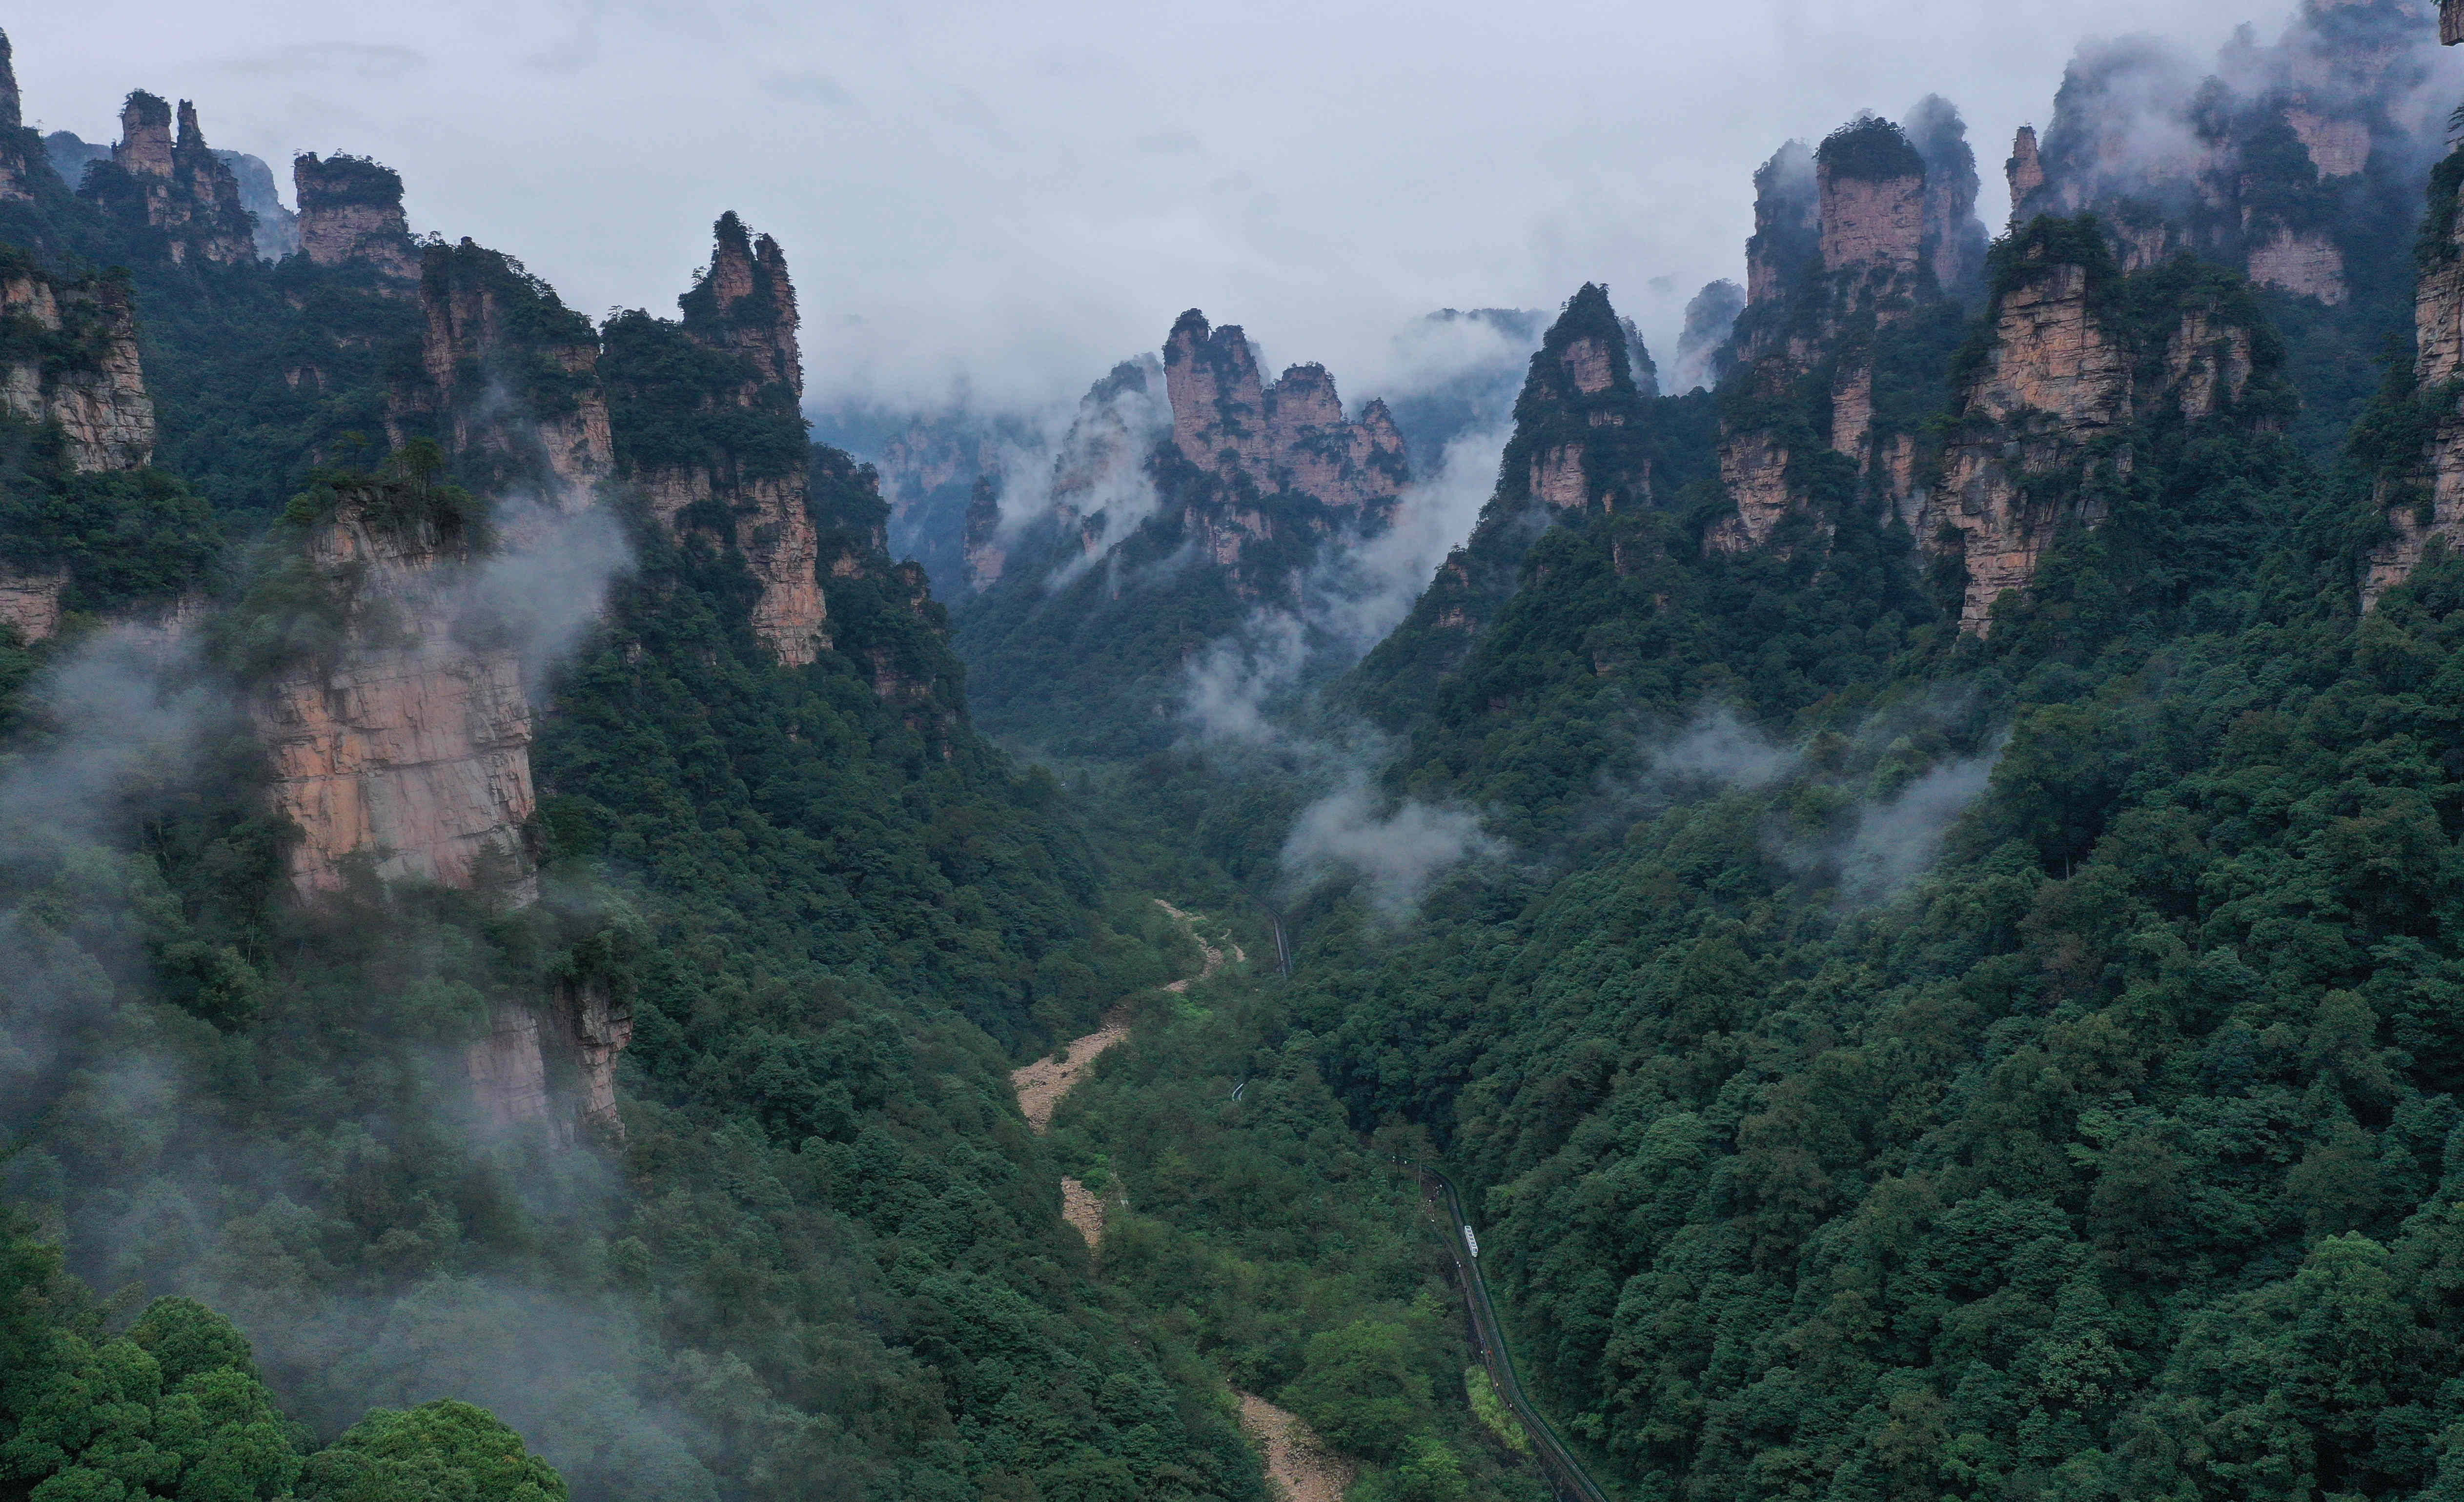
[16,0,2324,414]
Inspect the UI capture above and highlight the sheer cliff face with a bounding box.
[1911,238,2263,630]
[616,214,827,666]
[254,498,535,896]
[1910,257,2134,631]
[0,267,155,476]
[106,93,255,265]
[389,239,613,506]
[2366,171,2464,603]
[1819,163,1925,280]
[293,154,418,279]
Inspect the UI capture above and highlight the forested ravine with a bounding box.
[12,5,2464,1502]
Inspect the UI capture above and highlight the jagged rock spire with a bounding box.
[104,90,254,264]
[683,210,801,394]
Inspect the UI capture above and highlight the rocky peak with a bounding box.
[98,91,254,264]
[608,213,825,666]
[1746,141,1819,305]
[387,238,613,507]
[1815,117,1927,281]
[680,210,800,393]
[1164,309,1270,475]
[2007,126,2048,222]
[293,153,417,278]
[1504,283,1653,515]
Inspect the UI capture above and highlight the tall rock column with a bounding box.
[101,93,255,264]
[1816,117,1927,286]
[293,154,419,279]
[608,212,827,666]
[1164,310,1272,476]
[2365,157,2464,603]
[1909,240,2133,630]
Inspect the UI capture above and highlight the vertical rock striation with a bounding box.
[2365,157,2464,602]
[0,262,156,473]
[293,154,417,278]
[1908,221,2274,630]
[253,486,534,896]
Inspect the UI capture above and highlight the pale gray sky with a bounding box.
[14,0,2342,412]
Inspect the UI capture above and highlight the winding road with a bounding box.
[1417,1165,1617,1502]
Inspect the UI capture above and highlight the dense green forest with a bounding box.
[13,9,2464,1502]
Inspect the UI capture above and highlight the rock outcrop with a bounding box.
[1163,310,1408,519]
[961,475,1006,591]
[293,154,415,277]
[0,263,156,473]
[0,566,63,642]
[253,484,534,895]
[1908,223,2271,629]
[1906,250,2134,630]
[2017,1,2449,304]
[1709,112,1986,555]
[2365,161,2464,602]
[98,93,256,265]
[387,237,612,505]
[612,213,827,666]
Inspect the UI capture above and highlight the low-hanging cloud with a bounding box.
[1832,748,2001,904]
[1279,778,1500,919]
